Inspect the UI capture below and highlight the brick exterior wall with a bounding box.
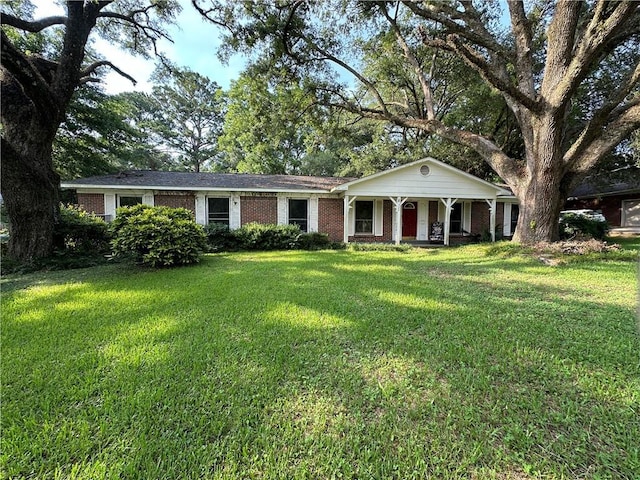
[241,195,277,225]
[564,193,640,227]
[348,199,393,243]
[77,193,104,215]
[318,198,344,241]
[155,193,196,213]
[471,201,491,235]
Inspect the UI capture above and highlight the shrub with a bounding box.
[233,223,300,251]
[297,232,332,250]
[204,223,238,252]
[559,212,608,240]
[2,204,111,273]
[110,205,206,267]
[54,204,111,254]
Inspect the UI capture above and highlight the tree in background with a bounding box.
[54,87,171,179]
[197,0,640,243]
[219,71,318,174]
[1,0,179,261]
[220,70,432,177]
[149,65,226,172]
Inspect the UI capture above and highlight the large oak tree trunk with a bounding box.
[1,135,61,261]
[511,112,569,243]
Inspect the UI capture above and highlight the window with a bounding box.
[118,196,142,207]
[208,197,230,226]
[510,204,520,235]
[288,199,308,232]
[355,200,374,234]
[450,203,463,234]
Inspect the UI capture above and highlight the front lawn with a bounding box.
[2,243,638,479]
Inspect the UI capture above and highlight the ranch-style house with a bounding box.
[62,158,521,246]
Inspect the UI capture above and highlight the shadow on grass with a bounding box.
[2,248,638,479]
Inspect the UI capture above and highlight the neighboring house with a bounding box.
[565,170,640,231]
[61,158,519,246]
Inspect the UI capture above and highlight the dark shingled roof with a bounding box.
[63,170,355,192]
[569,168,640,198]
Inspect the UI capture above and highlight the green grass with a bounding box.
[2,241,639,479]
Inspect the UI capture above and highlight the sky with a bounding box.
[34,0,247,94]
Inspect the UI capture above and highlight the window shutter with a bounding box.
[374,199,384,236]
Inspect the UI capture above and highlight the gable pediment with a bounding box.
[333,158,508,198]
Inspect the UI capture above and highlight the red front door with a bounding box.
[402,203,418,237]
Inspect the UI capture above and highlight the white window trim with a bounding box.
[117,194,144,208]
[287,198,310,232]
[206,196,231,227]
[354,199,375,235]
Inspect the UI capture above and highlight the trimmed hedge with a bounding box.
[233,222,301,251]
[205,223,343,252]
[110,205,206,267]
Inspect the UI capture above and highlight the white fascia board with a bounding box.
[498,194,519,202]
[63,184,333,195]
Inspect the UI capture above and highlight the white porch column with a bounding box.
[389,196,408,245]
[343,195,356,243]
[440,198,457,246]
[486,199,497,242]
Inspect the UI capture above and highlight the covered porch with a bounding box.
[333,158,514,246]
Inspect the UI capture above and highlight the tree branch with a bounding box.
[80,60,137,85]
[379,3,436,120]
[0,29,56,113]
[565,101,640,173]
[332,97,525,185]
[0,12,67,31]
[303,37,391,117]
[507,0,535,97]
[97,11,171,44]
[544,1,638,108]
[563,57,640,170]
[447,34,540,113]
[401,0,508,61]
